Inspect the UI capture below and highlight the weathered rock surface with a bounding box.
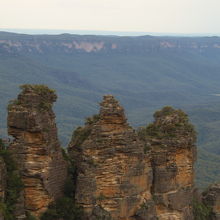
[7,85,67,218]
[69,95,154,220]
[202,183,220,219]
[141,106,197,220]
[1,87,198,220]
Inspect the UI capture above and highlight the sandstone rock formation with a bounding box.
[202,183,220,219]
[69,98,197,220]
[0,86,198,220]
[139,106,197,220]
[7,85,67,218]
[68,95,154,220]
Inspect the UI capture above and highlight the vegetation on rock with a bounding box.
[193,198,212,220]
[40,197,83,220]
[20,84,55,96]
[41,150,83,220]
[70,114,100,147]
[0,139,23,220]
[138,106,196,142]
[85,114,100,125]
[20,84,56,111]
[26,212,37,220]
[7,99,21,111]
[8,84,57,112]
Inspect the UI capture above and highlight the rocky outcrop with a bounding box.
[202,183,220,219]
[7,85,67,218]
[69,99,197,220]
[1,86,198,220]
[68,95,154,220]
[140,106,197,220]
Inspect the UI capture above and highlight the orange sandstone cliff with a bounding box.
[139,107,197,219]
[68,95,154,220]
[7,85,67,218]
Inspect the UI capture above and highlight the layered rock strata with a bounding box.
[7,85,67,218]
[202,183,220,219]
[69,99,197,220]
[142,106,197,220]
[69,95,154,220]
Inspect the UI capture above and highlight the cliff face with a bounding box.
[7,85,67,218]
[68,95,154,220]
[141,107,197,219]
[69,98,197,220]
[1,32,220,55]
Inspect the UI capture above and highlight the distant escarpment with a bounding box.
[0,84,219,219]
[1,32,220,55]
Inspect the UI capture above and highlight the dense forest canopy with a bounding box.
[1,32,220,187]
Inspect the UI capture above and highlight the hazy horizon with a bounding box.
[1,28,220,37]
[1,0,220,35]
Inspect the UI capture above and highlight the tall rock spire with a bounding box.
[99,95,127,126]
[139,106,197,220]
[68,95,154,220]
[7,85,67,218]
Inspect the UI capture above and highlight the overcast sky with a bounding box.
[1,0,220,34]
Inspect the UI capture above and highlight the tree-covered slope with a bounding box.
[1,32,220,187]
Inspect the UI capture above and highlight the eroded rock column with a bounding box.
[69,95,154,220]
[7,85,67,218]
[140,106,196,220]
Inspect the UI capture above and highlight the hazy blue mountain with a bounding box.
[1,31,220,187]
